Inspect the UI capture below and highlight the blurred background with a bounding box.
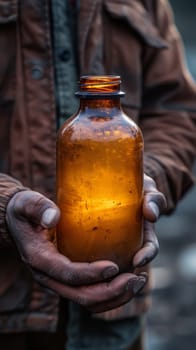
[146,1,196,349]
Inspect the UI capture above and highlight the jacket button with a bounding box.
[59,49,71,62]
[31,65,44,80]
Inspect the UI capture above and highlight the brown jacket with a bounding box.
[0,0,196,332]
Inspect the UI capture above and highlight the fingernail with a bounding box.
[125,278,137,291]
[102,266,119,279]
[126,277,146,293]
[41,208,57,227]
[148,202,160,219]
[138,272,148,279]
[135,257,148,268]
[133,277,146,294]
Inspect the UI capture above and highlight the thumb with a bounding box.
[143,174,167,222]
[41,207,60,228]
[8,190,60,228]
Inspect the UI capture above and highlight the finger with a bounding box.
[7,194,120,286]
[23,239,119,285]
[8,190,60,228]
[33,271,147,312]
[82,272,147,313]
[91,275,147,313]
[132,221,159,268]
[143,175,167,222]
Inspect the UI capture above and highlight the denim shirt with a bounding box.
[51,0,79,127]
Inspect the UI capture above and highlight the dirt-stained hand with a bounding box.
[133,174,167,268]
[6,190,147,313]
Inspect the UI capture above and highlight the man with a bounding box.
[0,0,195,349]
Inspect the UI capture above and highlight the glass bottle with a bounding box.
[56,76,144,272]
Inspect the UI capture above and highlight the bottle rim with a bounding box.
[76,75,125,98]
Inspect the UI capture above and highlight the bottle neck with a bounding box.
[79,97,121,111]
[76,76,125,114]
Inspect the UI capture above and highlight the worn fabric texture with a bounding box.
[0,0,195,336]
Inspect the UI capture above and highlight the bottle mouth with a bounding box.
[76,75,125,97]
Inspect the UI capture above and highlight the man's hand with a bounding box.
[133,174,167,268]
[6,190,147,313]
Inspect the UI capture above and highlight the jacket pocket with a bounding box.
[103,0,168,49]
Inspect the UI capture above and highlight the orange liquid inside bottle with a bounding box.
[56,76,144,272]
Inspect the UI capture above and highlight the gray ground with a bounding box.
[146,2,196,349]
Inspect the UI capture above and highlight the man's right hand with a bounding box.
[6,190,147,313]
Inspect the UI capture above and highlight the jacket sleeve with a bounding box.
[140,0,196,212]
[0,173,28,246]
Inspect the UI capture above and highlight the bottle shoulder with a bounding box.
[58,110,143,145]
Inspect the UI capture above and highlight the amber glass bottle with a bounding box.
[56,76,144,272]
